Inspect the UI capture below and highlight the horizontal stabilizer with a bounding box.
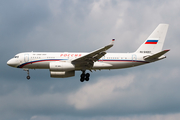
[144,49,170,62]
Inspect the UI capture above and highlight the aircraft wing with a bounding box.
[71,39,115,70]
[144,49,170,62]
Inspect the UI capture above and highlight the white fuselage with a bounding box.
[7,52,148,70]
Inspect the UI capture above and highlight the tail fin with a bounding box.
[135,24,169,54]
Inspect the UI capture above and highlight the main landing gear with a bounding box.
[80,71,90,82]
[24,69,30,80]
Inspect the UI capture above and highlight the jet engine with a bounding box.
[49,62,75,78]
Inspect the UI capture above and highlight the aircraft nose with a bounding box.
[7,59,17,67]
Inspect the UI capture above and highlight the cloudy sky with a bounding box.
[1,0,180,120]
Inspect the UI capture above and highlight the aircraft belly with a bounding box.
[92,62,112,69]
[104,61,145,69]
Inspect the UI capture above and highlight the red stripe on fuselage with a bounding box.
[18,59,61,68]
[145,42,157,44]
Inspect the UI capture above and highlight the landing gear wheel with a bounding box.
[85,73,90,81]
[80,71,90,82]
[27,76,30,80]
[81,73,85,78]
[24,69,31,80]
[80,73,85,82]
[86,73,90,77]
[85,77,89,81]
[80,78,84,82]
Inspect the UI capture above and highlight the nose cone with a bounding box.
[7,59,18,67]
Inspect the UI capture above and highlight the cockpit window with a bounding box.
[14,56,19,58]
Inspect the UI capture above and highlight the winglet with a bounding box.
[111,38,115,45]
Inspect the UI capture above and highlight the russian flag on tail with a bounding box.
[145,40,158,44]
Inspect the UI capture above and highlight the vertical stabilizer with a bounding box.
[135,24,169,54]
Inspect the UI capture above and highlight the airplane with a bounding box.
[7,24,169,82]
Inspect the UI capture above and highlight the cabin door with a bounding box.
[24,54,29,62]
[132,54,137,61]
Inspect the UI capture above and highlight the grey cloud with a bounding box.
[1,67,180,119]
[0,0,50,52]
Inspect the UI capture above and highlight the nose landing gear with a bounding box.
[80,71,90,82]
[24,69,30,80]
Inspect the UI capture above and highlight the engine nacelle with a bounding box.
[50,71,75,78]
[49,62,75,71]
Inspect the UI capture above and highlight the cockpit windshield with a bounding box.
[14,56,19,58]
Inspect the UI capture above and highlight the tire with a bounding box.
[80,78,84,82]
[85,77,89,81]
[27,76,30,80]
[86,73,90,77]
[81,73,85,78]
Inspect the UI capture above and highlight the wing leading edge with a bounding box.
[71,39,115,70]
